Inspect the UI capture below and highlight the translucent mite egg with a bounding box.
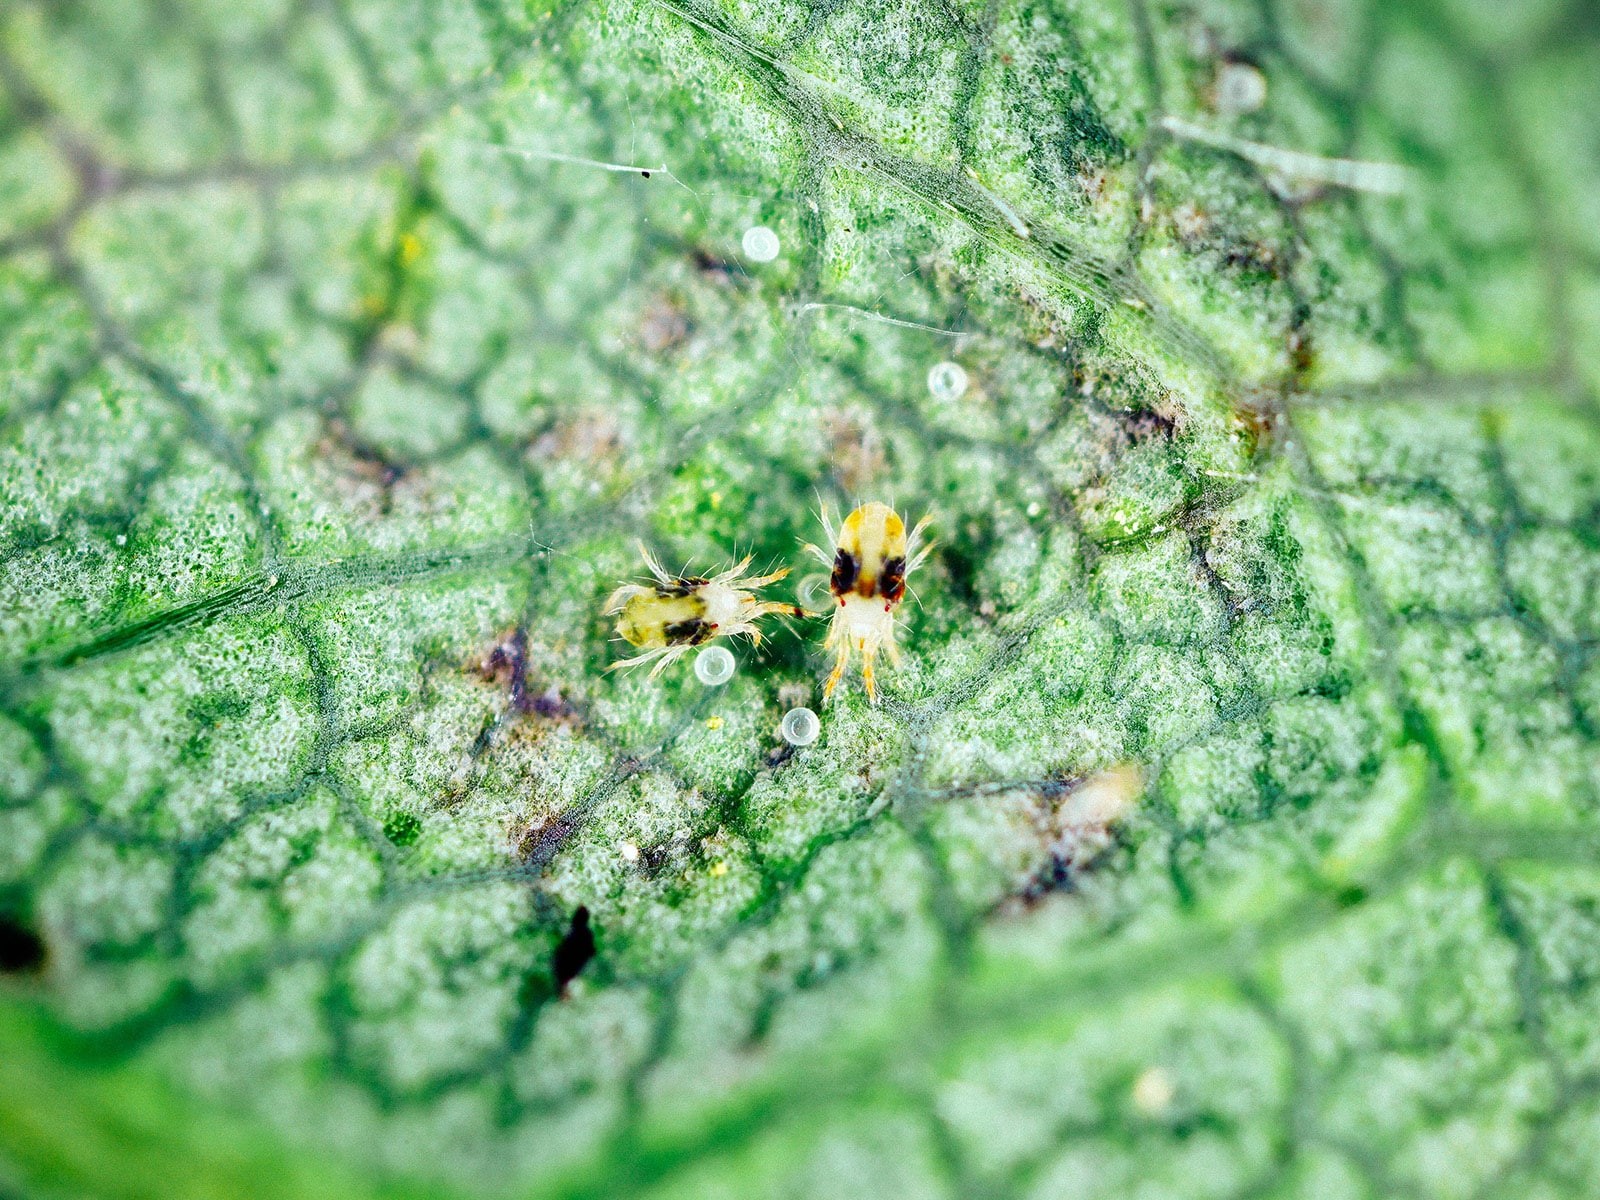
[796,572,831,610]
[781,706,820,746]
[1215,62,1267,115]
[742,225,781,263]
[927,360,968,401]
[694,645,735,685]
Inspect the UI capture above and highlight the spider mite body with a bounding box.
[605,542,803,676]
[806,502,931,703]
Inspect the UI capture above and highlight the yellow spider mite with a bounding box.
[805,502,932,703]
[605,542,804,676]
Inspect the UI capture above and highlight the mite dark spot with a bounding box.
[830,548,859,596]
[663,617,715,645]
[878,555,907,603]
[640,170,651,179]
[528,687,577,721]
[553,906,595,991]
[657,578,709,599]
[0,914,45,974]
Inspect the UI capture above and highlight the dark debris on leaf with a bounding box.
[553,906,595,992]
[0,913,46,974]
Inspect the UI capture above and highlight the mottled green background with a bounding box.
[2,0,1599,1196]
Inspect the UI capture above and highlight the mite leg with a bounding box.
[610,645,672,673]
[711,556,755,584]
[734,566,791,589]
[604,584,646,616]
[882,625,903,667]
[748,600,809,620]
[906,515,935,575]
[861,643,878,704]
[637,541,673,585]
[823,642,851,700]
[646,644,692,678]
[801,541,834,568]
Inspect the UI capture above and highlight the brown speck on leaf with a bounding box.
[479,628,580,723]
[1221,241,1281,278]
[1076,167,1109,206]
[825,409,886,495]
[1120,406,1179,443]
[1012,284,1077,349]
[1289,331,1314,377]
[514,813,579,866]
[1006,763,1144,910]
[1172,201,1208,240]
[530,412,623,480]
[638,298,691,355]
[692,247,739,283]
[319,417,408,514]
[1234,390,1284,454]
[777,681,811,711]
[1287,309,1315,379]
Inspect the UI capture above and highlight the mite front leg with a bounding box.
[801,541,834,569]
[737,566,792,589]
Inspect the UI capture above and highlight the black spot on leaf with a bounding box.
[0,914,45,974]
[554,906,595,990]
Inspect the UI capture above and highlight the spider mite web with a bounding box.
[1,0,1599,1196]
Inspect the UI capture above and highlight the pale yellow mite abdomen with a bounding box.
[615,590,713,650]
[605,543,803,677]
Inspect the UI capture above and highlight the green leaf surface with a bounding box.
[2,0,1598,1196]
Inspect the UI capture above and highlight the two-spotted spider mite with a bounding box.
[805,501,932,704]
[604,542,805,676]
